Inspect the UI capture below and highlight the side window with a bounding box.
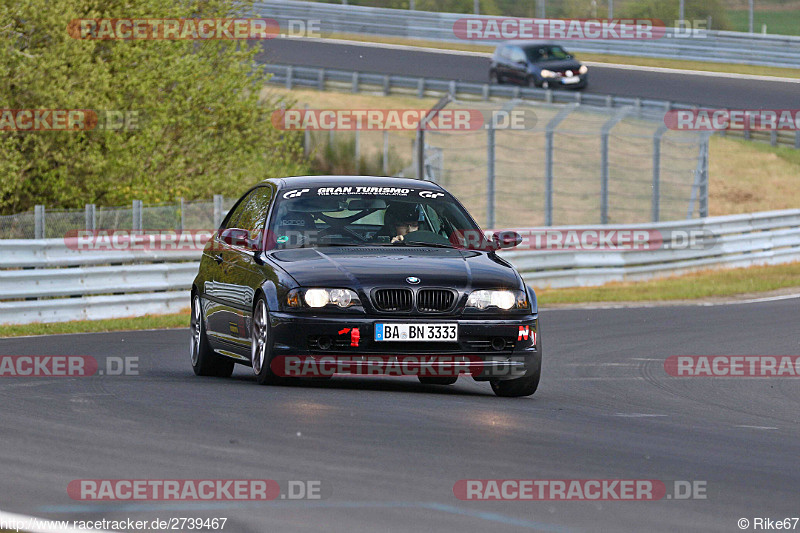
[510,47,526,63]
[220,190,257,231]
[235,187,273,237]
[219,186,274,249]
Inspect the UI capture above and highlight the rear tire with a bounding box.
[418,376,458,386]
[191,294,235,378]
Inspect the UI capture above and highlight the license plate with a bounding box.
[375,323,458,342]
[562,76,580,84]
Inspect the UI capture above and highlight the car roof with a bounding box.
[262,175,445,192]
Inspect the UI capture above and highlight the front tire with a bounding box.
[251,296,285,385]
[191,294,234,378]
[490,70,501,84]
[490,351,541,397]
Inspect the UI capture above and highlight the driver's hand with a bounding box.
[391,235,404,243]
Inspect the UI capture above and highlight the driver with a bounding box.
[376,203,422,243]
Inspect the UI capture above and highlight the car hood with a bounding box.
[535,59,582,71]
[268,246,522,292]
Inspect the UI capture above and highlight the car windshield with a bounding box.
[525,45,571,62]
[268,185,492,250]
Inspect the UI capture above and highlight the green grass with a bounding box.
[728,9,800,36]
[0,312,189,338]
[536,261,800,305]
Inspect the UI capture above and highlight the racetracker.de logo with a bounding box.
[64,230,215,252]
[665,109,800,131]
[0,356,138,377]
[271,109,486,131]
[453,18,665,40]
[0,109,97,131]
[68,480,281,501]
[67,18,282,40]
[454,479,707,500]
[270,355,485,378]
[665,356,800,377]
[454,479,666,500]
[0,356,102,377]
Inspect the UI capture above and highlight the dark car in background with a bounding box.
[490,41,588,89]
[190,176,542,397]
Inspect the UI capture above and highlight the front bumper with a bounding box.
[544,73,587,89]
[269,312,540,381]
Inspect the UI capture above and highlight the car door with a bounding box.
[508,46,528,83]
[219,185,277,357]
[203,188,262,351]
[496,45,513,81]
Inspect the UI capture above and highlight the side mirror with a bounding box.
[219,228,258,250]
[492,231,522,250]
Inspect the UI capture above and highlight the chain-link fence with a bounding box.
[415,99,709,228]
[276,99,709,228]
[0,197,237,239]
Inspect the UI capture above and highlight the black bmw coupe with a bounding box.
[191,176,541,397]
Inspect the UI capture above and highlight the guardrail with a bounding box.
[253,0,800,69]
[503,209,800,287]
[1,209,799,325]
[264,64,800,149]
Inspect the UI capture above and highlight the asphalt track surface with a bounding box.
[256,39,800,109]
[2,298,799,532]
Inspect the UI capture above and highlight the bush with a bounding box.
[0,0,310,215]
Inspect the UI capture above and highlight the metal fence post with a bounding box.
[213,195,224,229]
[352,71,359,93]
[544,104,578,226]
[652,124,668,222]
[132,200,143,231]
[383,75,390,96]
[179,197,185,231]
[417,78,424,99]
[383,130,389,175]
[303,104,310,157]
[285,66,293,90]
[85,204,96,232]
[600,107,633,224]
[354,130,360,173]
[699,134,710,218]
[415,128,424,180]
[486,123,495,228]
[317,68,325,91]
[34,205,45,239]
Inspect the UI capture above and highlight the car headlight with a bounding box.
[285,288,361,309]
[579,65,588,74]
[540,69,556,78]
[466,290,528,311]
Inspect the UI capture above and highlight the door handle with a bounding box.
[214,254,224,264]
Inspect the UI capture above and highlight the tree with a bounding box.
[0,0,309,214]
